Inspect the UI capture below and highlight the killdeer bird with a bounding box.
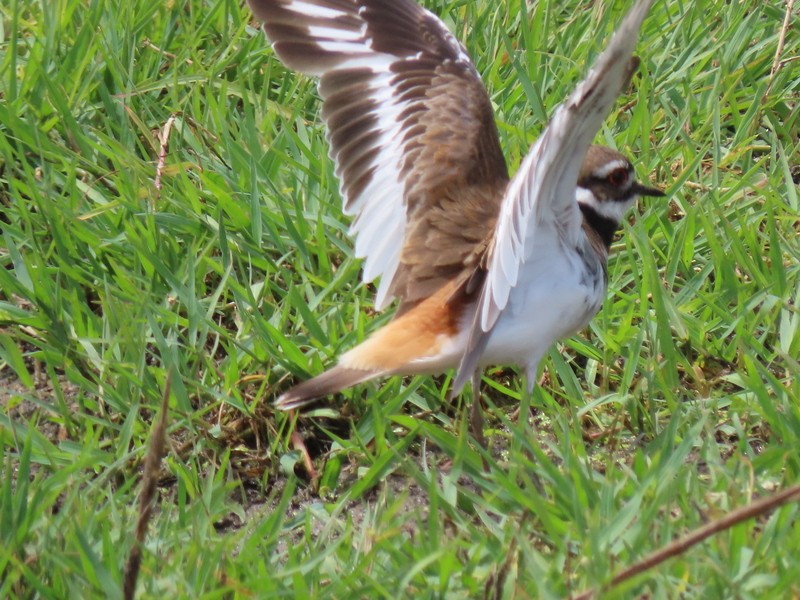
[248,0,664,438]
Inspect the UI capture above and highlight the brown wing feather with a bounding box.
[248,0,508,311]
[391,62,508,312]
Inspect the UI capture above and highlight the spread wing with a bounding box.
[248,0,509,312]
[452,0,654,394]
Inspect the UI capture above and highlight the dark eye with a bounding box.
[607,168,629,187]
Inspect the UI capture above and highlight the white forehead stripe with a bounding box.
[592,159,630,179]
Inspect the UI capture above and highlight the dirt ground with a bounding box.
[0,362,443,536]
[0,356,582,540]
[0,364,76,445]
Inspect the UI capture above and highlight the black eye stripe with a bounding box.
[583,171,637,203]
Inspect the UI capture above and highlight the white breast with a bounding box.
[403,228,607,378]
[481,228,607,371]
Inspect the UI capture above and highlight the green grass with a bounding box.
[1,0,799,597]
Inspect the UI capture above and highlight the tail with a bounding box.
[276,279,469,410]
[276,365,383,411]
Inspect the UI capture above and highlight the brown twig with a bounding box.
[141,39,194,65]
[289,408,319,480]
[765,0,796,97]
[123,371,173,600]
[154,113,178,202]
[572,483,800,600]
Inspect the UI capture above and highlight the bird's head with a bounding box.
[576,145,665,247]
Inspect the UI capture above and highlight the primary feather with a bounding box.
[249,0,509,313]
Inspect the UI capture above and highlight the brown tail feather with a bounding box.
[275,365,383,411]
[277,279,470,410]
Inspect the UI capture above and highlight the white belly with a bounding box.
[481,236,606,370]
[404,233,606,376]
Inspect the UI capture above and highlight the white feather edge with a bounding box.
[339,72,408,307]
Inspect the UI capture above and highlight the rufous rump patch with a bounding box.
[340,280,465,371]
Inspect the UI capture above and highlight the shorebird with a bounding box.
[248,0,663,440]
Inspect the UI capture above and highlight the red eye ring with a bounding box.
[607,168,629,187]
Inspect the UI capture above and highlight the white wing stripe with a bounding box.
[307,24,365,41]
[287,1,344,19]
[332,66,414,302]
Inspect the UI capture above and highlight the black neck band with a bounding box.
[578,203,618,248]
